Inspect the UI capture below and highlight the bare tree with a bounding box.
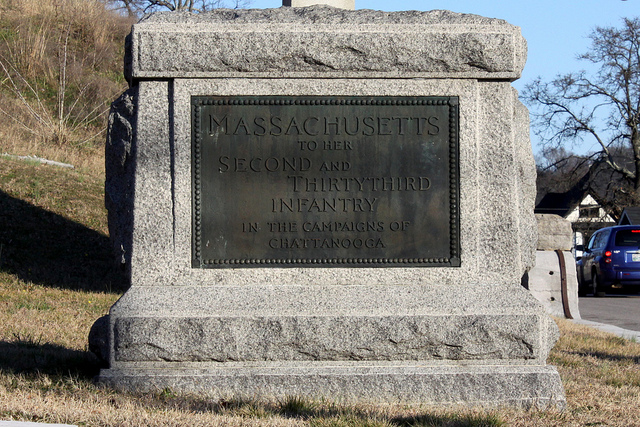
[535,147,590,195]
[108,0,145,16]
[107,0,251,16]
[523,17,640,204]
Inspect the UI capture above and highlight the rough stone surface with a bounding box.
[113,78,535,288]
[99,7,565,409]
[529,251,581,319]
[105,88,136,270]
[515,94,538,271]
[100,365,566,409]
[536,214,573,251]
[114,315,542,362]
[284,0,355,9]
[125,7,526,81]
[108,284,559,366]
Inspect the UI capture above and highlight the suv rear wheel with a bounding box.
[578,268,588,297]
[593,272,608,297]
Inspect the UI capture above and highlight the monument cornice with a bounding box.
[125,7,526,82]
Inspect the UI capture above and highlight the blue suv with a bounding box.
[577,225,640,296]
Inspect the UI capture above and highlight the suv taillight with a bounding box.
[605,250,612,263]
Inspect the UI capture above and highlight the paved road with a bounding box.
[579,293,640,332]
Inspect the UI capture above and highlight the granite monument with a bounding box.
[95,1,566,408]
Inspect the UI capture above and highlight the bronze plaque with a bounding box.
[192,96,459,268]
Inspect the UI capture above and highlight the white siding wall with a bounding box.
[565,195,615,223]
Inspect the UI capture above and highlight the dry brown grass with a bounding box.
[0,155,106,225]
[0,0,131,158]
[494,319,640,426]
[0,372,306,426]
[1,152,640,425]
[0,108,107,172]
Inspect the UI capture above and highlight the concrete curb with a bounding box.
[0,153,74,169]
[571,319,640,342]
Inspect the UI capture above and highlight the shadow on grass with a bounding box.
[391,413,504,427]
[569,350,640,364]
[0,339,100,379]
[144,394,504,427]
[0,190,125,293]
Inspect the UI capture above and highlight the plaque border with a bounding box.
[192,96,460,268]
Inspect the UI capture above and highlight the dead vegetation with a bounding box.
[0,0,131,170]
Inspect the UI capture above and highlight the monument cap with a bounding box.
[283,0,355,9]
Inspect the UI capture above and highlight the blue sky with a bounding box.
[247,0,638,153]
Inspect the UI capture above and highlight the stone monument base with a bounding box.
[98,284,566,409]
[100,365,564,408]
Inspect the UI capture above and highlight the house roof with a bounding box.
[619,207,640,225]
[535,191,583,217]
[535,160,621,220]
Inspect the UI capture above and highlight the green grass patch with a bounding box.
[0,27,18,41]
[0,156,124,293]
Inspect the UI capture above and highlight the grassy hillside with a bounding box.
[0,0,131,170]
[0,0,128,383]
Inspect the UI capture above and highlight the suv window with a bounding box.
[589,230,611,250]
[614,230,640,246]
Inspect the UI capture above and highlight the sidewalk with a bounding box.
[572,318,640,341]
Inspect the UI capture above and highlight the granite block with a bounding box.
[536,214,573,251]
[529,251,581,319]
[116,77,535,288]
[126,8,526,81]
[114,315,542,363]
[284,0,355,9]
[100,365,566,409]
[106,284,559,367]
[105,88,136,272]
